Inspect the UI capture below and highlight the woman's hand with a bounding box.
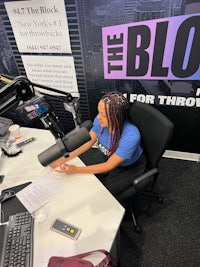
[50,157,67,169]
[55,164,77,174]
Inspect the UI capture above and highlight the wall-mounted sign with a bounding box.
[5,0,71,54]
[21,55,78,96]
[102,14,200,80]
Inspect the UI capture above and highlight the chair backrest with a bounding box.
[130,101,174,169]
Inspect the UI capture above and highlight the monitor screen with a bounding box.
[16,95,50,123]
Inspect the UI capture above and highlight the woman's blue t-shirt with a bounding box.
[91,116,142,166]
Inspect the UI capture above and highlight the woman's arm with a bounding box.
[50,130,97,168]
[55,153,126,174]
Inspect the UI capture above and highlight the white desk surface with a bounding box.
[0,127,125,266]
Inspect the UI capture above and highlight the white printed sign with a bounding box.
[5,0,71,53]
[21,55,79,96]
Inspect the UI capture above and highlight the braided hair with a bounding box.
[101,91,130,156]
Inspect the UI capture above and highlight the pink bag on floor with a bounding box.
[47,249,119,267]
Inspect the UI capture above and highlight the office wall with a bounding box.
[0,0,199,153]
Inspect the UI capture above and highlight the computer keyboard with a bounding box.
[1,211,34,267]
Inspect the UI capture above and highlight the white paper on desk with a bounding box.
[35,243,78,267]
[16,173,65,213]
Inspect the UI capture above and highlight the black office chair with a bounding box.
[117,101,174,233]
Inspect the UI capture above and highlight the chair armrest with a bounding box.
[133,168,159,186]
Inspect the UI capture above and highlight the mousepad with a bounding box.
[0,182,31,223]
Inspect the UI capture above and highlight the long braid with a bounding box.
[101,91,130,156]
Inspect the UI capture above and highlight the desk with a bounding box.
[0,127,125,266]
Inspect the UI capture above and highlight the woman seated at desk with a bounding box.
[50,91,146,198]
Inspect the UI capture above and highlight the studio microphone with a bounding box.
[38,120,93,167]
[80,120,93,131]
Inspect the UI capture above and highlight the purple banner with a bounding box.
[102,14,200,80]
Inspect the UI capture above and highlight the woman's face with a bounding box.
[97,100,109,127]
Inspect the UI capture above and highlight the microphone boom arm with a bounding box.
[0,74,92,166]
[0,74,81,139]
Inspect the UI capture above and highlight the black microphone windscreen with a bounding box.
[63,127,91,152]
[38,125,91,167]
[38,139,66,167]
[80,120,93,131]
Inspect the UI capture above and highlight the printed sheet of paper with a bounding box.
[16,173,65,213]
